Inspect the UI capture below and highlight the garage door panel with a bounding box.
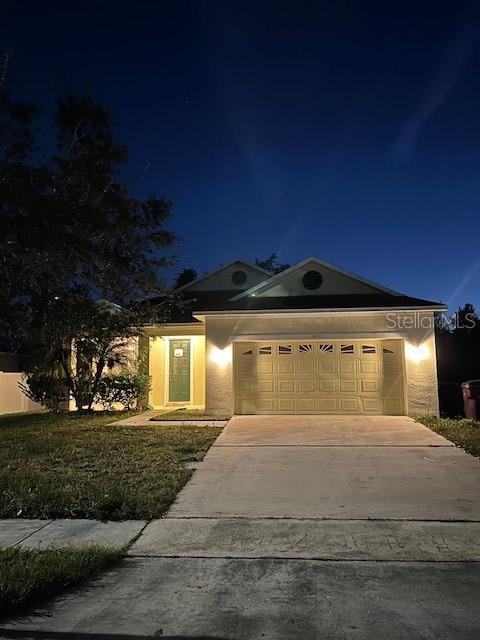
[359,360,380,374]
[340,397,361,412]
[360,379,380,393]
[339,379,357,392]
[278,379,295,393]
[258,361,274,374]
[317,397,338,411]
[277,361,294,374]
[237,379,256,393]
[297,398,316,412]
[258,379,275,393]
[297,379,316,393]
[384,398,403,415]
[319,379,335,392]
[277,397,295,411]
[234,340,404,415]
[257,397,275,412]
[297,359,315,374]
[362,398,382,412]
[339,360,357,374]
[318,360,336,374]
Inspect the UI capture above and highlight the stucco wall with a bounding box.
[204,311,439,416]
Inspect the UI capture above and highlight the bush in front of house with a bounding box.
[18,372,70,413]
[94,372,151,411]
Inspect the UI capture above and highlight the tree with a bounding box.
[1,69,177,409]
[25,295,162,411]
[435,303,480,416]
[255,253,290,274]
[174,268,197,289]
[1,86,177,339]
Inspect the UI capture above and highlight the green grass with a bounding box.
[415,415,480,458]
[0,545,121,618]
[0,411,222,520]
[150,408,231,421]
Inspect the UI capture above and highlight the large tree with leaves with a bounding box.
[1,68,176,408]
[1,89,176,332]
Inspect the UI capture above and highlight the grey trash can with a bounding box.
[461,380,480,420]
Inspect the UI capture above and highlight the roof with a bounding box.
[147,290,445,323]
[147,257,445,322]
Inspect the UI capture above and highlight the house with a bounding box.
[143,257,445,416]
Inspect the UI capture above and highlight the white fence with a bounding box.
[0,372,42,415]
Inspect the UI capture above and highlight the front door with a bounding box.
[169,339,191,402]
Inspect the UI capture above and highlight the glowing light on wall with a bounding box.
[405,342,429,363]
[209,345,232,367]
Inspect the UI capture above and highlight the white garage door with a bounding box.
[234,340,405,415]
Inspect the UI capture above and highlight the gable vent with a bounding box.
[302,270,323,290]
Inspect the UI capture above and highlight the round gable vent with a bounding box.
[232,270,247,285]
[302,270,323,290]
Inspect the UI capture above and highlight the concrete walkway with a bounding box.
[3,415,480,639]
[0,518,146,549]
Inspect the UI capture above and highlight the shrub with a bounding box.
[94,372,151,411]
[18,372,70,413]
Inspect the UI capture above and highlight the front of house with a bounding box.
[144,258,445,416]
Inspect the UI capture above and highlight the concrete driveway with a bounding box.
[4,415,480,639]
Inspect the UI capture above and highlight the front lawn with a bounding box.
[0,411,222,520]
[0,545,121,618]
[415,415,480,458]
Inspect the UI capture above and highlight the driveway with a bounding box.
[4,416,480,639]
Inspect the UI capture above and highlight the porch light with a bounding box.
[209,345,232,367]
[405,342,429,363]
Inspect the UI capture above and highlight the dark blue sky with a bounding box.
[2,1,480,310]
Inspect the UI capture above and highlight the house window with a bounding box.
[241,349,253,356]
[340,344,354,355]
[383,348,394,354]
[278,344,292,355]
[299,344,313,353]
[259,346,272,355]
[319,343,334,353]
[362,345,376,354]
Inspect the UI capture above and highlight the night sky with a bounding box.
[2,1,480,311]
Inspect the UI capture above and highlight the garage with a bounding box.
[234,340,405,415]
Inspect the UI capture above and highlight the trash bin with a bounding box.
[461,380,480,420]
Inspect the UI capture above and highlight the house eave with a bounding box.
[193,305,447,319]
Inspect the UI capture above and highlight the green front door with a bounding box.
[169,339,191,402]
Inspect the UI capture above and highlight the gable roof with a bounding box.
[147,256,445,322]
[231,257,402,301]
[146,289,445,323]
[177,259,272,292]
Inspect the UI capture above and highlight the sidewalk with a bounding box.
[0,518,146,549]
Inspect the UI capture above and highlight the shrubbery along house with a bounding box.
[140,257,445,416]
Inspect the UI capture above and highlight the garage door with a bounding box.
[234,340,404,415]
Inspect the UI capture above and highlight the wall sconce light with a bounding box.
[209,345,232,367]
[405,342,429,363]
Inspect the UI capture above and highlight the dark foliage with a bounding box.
[436,304,480,417]
[1,70,178,409]
[174,267,198,288]
[255,252,290,274]
[1,81,177,339]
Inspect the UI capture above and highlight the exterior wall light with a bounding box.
[209,345,232,367]
[405,342,429,363]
